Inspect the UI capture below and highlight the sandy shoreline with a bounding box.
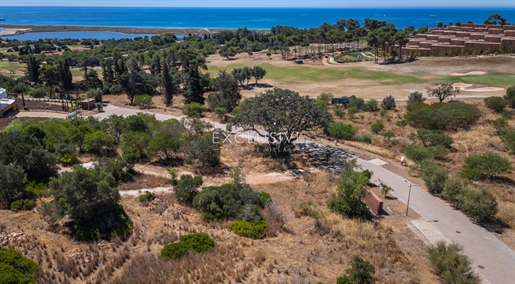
[0,24,267,36]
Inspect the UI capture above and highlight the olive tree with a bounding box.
[427,83,460,103]
[236,88,331,155]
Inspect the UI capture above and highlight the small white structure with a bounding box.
[0,87,16,117]
[0,88,6,99]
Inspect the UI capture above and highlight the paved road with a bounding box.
[95,105,515,284]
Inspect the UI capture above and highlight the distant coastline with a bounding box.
[0,25,232,37]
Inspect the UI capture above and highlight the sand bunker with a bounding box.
[452,83,504,92]
[450,71,486,76]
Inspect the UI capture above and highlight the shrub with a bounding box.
[138,191,156,203]
[407,91,426,104]
[484,96,507,113]
[442,177,468,207]
[371,120,384,134]
[12,82,30,94]
[356,135,372,144]
[10,199,36,212]
[29,87,47,98]
[461,188,498,223]
[416,161,449,194]
[160,233,214,260]
[406,102,481,131]
[428,242,480,284]
[0,247,39,284]
[134,94,153,108]
[182,102,205,117]
[318,92,333,104]
[229,220,268,239]
[179,233,215,253]
[327,123,357,140]
[427,131,453,148]
[333,104,344,118]
[490,117,508,135]
[174,175,203,204]
[337,256,375,284]
[349,96,365,110]
[405,144,433,162]
[59,153,76,166]
[383,131,395,140]
[381,95,396,110]
[87,88,103,103]
[329,169,372,220]
[160,241,190,260]
[501,130,515,154]
[362,99,378,112]
[504,85,515,108]
[461,152,512,180]
[192,183,263,220]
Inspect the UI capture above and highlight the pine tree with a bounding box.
[162,61,174,106]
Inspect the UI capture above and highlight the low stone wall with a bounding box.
[364,190,383,215]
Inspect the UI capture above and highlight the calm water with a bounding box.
[0,30,158,40]
[0,7,513,30]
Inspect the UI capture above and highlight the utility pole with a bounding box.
[406,183,418,216]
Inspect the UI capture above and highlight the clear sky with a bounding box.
[1,0,513,7]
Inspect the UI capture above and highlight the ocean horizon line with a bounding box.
[1,6,513,9]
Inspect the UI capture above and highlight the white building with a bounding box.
[0,87,16,117]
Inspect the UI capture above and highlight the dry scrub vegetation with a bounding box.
[0,166,437,283]
[328,99,515,239]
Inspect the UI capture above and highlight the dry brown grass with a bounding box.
[0,169,436,284]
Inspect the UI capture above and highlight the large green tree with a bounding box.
[236,88,331,154]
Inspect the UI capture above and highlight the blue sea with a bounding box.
[0,7,514,40]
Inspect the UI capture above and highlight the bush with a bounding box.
[381,95,396,110]
[10,199,36,211]
[337,256,375,284]
[406,101,481,131]
[333,104,344,118]
[356,135,372,144]
[504,85,515,108]
[229,220,268,239]
[327,123,357,140]
[134,94,153,108]
[349,96,365,110]
[442,177,468,207]
[461,152,512,180]
[428,242,480,284]
[87,89,103,103]
[405,144,432,162]
[0,247,39,284]
[160,241,190,260]
[416,161,449,194]
[362,99,378,112]
[461,188,498,223]
[160,233,214,260]
[174,175,203,204]
[179,233,215,253]
[501,130,515,154]
[371,120,384,134]
[329,169,372,220]
[182,102,205,117]
[428,131,454,148]
[192,183,263,220]
[484,96,507,113]
[29,87,47,98]
[138,191,156,203]
[12,82,30,94]
[383,131,395,140]
[407,91,426,104]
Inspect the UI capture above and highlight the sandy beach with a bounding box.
[0,28,31,36]
[0,24,257,36]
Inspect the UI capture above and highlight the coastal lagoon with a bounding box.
[0,30,158,40]
[0,7,513,30]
